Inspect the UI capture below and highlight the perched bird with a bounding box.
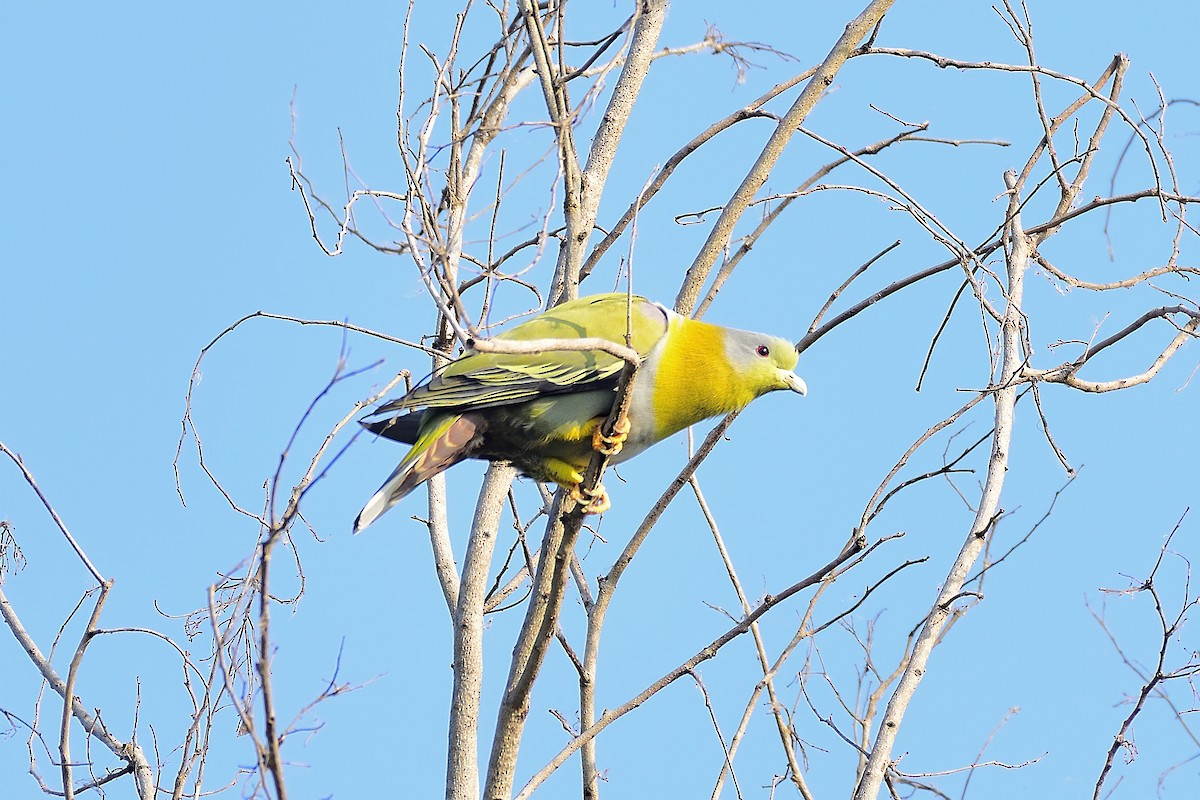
[354,293,806,532]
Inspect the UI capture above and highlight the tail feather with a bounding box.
[353,414,480,533]
[361,409,426,444]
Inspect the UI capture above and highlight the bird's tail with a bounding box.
[353,413,479,533]
[360,408,426,444]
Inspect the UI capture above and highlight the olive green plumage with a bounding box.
[354,293,806,532]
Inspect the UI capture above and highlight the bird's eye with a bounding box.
[756,345,770,357]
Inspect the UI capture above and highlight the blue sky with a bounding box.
[2,2,1198,798]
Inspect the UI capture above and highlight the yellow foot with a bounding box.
[570,482,611,514]
[592,415,632,457]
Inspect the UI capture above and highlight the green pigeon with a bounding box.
[354,293,806,532]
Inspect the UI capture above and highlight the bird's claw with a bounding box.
[570,482,611,515]
[592,415,631,457]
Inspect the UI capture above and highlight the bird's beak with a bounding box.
[782,371,808,396]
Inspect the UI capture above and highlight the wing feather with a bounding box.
[369,294,669,417]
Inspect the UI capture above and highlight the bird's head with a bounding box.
[723,328,808,398]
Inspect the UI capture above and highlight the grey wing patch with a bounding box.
[636,297,671,331]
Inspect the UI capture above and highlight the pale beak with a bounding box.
[782,372,808,396]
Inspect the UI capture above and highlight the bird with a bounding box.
[353,293,807,532]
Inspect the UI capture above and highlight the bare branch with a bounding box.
[1021,306,1200,392]
[517,536,891,799]
[0,584,154,798]
[854,169,1032,800]
[0,443,106,586]
[675,0,899,315]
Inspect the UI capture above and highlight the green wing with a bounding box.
[379,294,669,413]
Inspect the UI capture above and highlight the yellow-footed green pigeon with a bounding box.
[354,293,806,531]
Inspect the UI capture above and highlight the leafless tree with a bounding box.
[3,2,1197,799]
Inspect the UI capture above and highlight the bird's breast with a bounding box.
[640,320,756,441]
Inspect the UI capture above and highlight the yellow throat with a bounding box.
[650,318,758,439]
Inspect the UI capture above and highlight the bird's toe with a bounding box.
[592,415,631,457]
[570,482,610,514]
